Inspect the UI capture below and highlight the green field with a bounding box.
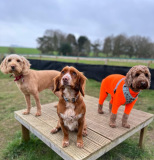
[0,46,40,54]
[1,46,154,69]
[0,71,154,160]
[28,56,154,68]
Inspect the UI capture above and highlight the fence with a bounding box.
[28,59,154,89]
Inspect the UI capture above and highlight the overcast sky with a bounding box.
[0,0,154,48]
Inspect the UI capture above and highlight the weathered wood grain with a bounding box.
[14,95,154,160]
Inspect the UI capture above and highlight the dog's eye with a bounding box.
[135,73,140,77]
[17,59,21,62]
[8,59,11,62]
[61,71,65,74]
[72,72,76,76]
[145,73,149,78]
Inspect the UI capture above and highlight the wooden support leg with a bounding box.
[139,126,148,149]
[21,125,30,142]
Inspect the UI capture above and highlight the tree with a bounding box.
[66,34,77,56]
[129,36,152,58]
[112,34,127,57]
[59,43,72,56]
[91,39,101,57]
[37,29,66,54]
[37,36,54,54]
[103,36,113,57]
[123,38,134,58]
[77,36,91,56]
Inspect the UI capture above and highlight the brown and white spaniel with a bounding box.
[51,66,87,148]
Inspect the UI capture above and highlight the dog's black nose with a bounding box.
[141,82,145,86]
[140,81,148,88]
[11,66,15,70]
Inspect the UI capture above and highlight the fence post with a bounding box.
[105,59,108,65]
[147,61,152,68]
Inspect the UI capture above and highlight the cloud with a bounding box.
[0,0,154,47]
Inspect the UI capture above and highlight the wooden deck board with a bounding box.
[14,95,153,160]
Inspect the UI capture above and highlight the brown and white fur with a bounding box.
[51,66,87,148]
[0,54,60,116]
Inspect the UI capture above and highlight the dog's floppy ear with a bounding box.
[54,75,60,93]
[21,56,31,74]
[0,57,8,74]
[79,72,87,96]
[125,68,133,87]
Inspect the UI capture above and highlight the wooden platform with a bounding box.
[14,95,154,160]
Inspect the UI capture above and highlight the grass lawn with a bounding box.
[0,46,40,54]
[0,72,154,160]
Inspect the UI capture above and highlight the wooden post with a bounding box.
[21,124,30,142]
[139,126,148,149]
[56,56,58,61]
[76,57,79,63]
[105,59,108,65]
[147,60,152,68]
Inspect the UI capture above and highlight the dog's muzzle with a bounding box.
[11,66,15,70]
[137,81,148,89]
[62,77,70,85]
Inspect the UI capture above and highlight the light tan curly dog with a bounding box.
[98,65,151,128]
[0,54,60,116]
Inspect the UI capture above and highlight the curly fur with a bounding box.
[0,54,31,75]
[0,54,60,116]
[98,65,151,128]
[125,65,151,91]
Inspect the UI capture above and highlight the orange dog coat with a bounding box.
[99,74,139,114]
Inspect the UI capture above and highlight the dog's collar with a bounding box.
[123,84,140,104]
[10,74,24,82]
[63,95,79,103]
[114,77,140,104]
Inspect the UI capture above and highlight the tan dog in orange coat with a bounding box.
[51,66,87,148]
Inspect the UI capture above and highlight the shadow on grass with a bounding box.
[2,131,151,160]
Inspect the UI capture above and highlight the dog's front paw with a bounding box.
[77,141,84,148]
[98,104,104,114]
[35,112,41,116]
[122,123,130,128]
[22,111,30,115]
[62,140,69,148]
[51,128,58,134]
[98,108,104,114]
[109,123,116,128]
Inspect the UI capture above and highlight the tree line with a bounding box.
[37,29,154,58]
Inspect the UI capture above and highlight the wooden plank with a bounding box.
[14,95,154,160]
[29,108,111,154]
[84,117,153,160]
[41,101,153,141]
[15,110,90,160]
[31,99,153,141]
